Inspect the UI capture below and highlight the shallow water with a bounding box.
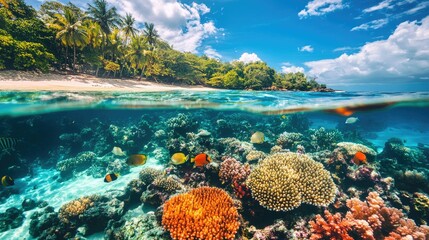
[0,90,428,239]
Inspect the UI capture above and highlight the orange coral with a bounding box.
[310,210,354,240]
[162,186,240,240]
[58,196,94,224]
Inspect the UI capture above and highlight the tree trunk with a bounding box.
[65,46,68,70]
[96,67,99,77]
[73,45,76,73]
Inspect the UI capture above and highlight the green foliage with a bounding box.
[13,41,55,72]
[0,0,327,91]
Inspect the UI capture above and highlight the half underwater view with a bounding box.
[0,91,429,239]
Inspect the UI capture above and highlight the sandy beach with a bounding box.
[0,71,214,92]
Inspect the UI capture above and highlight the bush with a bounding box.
[13,41,55,72]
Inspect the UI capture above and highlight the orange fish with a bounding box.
[191,153,211,167]
[352,151,367,165]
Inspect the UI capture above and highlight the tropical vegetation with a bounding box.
[0,0,328,91]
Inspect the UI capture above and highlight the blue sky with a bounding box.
[29,0,429,91]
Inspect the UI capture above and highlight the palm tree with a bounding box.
[50,8,88,72]
[126,35,147,78]
[84,20,103,48]
[122,13,137,45]
[86,0,122,35]
[143,22,159,50]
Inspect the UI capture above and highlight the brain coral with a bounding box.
[246,152,337,211]
[162,187,239,240]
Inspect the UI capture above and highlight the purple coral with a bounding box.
[219,157,250,185]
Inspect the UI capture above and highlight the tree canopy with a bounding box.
[0,0,328,91]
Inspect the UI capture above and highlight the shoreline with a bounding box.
[0,71,215,92]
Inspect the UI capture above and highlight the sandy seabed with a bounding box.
[0,71,214,92]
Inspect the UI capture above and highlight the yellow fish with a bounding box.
[171,152,188,165]
[250,131,264,144]
[126,154,147,166]
[112,146,125,156]
[1,175,14,186]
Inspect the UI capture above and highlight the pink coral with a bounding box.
[310,192,429,240]
[219,157,250,184]
[219,156,251,199]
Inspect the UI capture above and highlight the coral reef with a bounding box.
[162,187,240,240]
[246,150,266,162]
[106,212,167,240]
[309,127,344,151]
[139,167,164,185]
[152,175,184,193]
[217,137,254,160]
[219,156,251,198]
[245,220,293,239]
[276,132,304,150]
[58,196,94,224]
[246,152,337,211]
[336,141,377,158]
[310,192,429,239]
[56,151,97,179]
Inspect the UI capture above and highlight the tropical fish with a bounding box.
[104,173,119,183]
[352,151,367,165]
[126,154,147,166]
[250,131,264,144]
[112,146,125,156]
[191,153,211,167]
[171,152,188,165]
[0,137,18,152]
[1,175,14,187]
[281,115,287,119]
[345,117,359,124]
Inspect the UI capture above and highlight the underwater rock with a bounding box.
[107,212,167,240]
[0,207,24,232]
[381,138,426,165]
[56,151,97,179]
[22,198,37,211]
[106,159,130,176]
[29,206,67,239]
[246,152,337,211]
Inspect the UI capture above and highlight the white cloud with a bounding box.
[299,45,314,52]
[204,46,222,59]
[305,16,429,87]
[298,0,345,18]
[106,0,217,53]
[281,63,305,74]
[333,46,360,52]
[237,53,261,64]
[351,19,389,31]
[363,0,394,13]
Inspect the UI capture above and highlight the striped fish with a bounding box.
[0,137,18,152]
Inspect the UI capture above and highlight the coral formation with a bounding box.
[59,196,94,224]
[336,141,377,157]
[108,212,167,239]
[309,127,343,151]
[152,176,184,193]
[162,187,240,240]
[219,157,250,184]
[139,167,164,185]
[276,132,304,150]
[310,192,429,239]
[56,151,97,178]
[245,150,266,162]
[246,152,337,211]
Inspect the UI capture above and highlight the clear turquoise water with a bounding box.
[0,90,428,239]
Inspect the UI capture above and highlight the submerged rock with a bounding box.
[22,198,37,211]
[0,207,24,232]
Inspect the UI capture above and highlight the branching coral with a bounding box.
[162,187,240,240]
[58,196,94,224]
[276,132,304,150]
[139,168,164,185]
[246,150,266,162]
[219,157,251,184]
[56,151,96,175]
[309,127,343,151]
[152,176,184,193]
[310,192,429,240]
[246,152,337,211]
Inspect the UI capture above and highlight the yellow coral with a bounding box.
[162,187,239,240]
[59,196,94,223]
[246,152,337,211]
[246,150,266,162]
